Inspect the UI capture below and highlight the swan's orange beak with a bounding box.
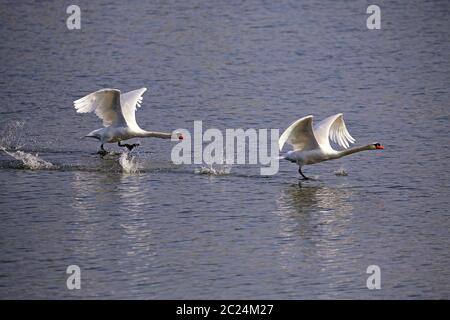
[376,145,384,149]
[179,134,184,140]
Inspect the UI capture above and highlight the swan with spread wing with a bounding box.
[74,88,183,154]
[279,113,384,179]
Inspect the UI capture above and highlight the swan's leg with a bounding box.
[298,166,309,180]
[97,144,108,156]
[118,141,140,151]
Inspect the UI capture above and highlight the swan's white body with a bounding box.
[279,113,383,177]
[74,88,181,151]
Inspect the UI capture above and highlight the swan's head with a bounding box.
[370,142,384,150]
[172,131,184,140]
[283,150,296,161]
[286,150,295,157]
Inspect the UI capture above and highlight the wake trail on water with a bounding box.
[0,122,232,175]
[0,121,56,170]
[0,146,55,170]
[0,121,141,173]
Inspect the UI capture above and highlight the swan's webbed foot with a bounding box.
[97,144,108,156]
[97,150,108,156]
[298,167,310,180]
[127,143,140,151]
[118,141,140,151]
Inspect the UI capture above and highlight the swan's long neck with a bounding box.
[136,130,172,139]
[334,144,373,159]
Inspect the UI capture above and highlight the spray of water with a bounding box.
[0,146,54,170]
[334,166,348,176]
[119,151,140,174]
[195,162,232,176]
[0,121,25,150]
[0,122,54,170]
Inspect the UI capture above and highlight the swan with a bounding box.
[279,113,384,179]
[73,88,183,154]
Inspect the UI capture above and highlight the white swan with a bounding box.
[279,113,384,179]
[74,88,183,154]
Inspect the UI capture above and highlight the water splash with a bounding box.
[119,151,140,174]
[195,162,232,176]
[334,167,348,176]
[0,146,54,170]
[0,121,26,150]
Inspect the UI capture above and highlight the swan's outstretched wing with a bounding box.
[313,113,355,150]
[279,115,320,151]
[120,88,147,130]
[73,89,125,127]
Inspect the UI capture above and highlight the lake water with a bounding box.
[0,0,449,299]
